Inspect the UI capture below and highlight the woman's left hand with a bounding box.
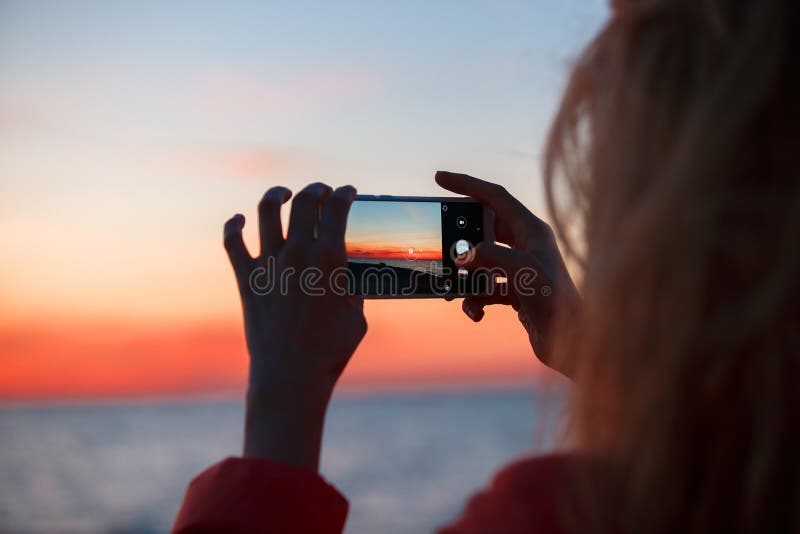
[223,182,367,472]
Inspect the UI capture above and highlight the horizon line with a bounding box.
[0,376,567,409]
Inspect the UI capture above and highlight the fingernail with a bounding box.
[455,253,468,265]
[466,308,477,320]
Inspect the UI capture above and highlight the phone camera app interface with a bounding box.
[346,199,486,297]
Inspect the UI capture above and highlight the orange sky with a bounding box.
[0,301,546,401]
[0,202,550,401]
[347,242,443,261]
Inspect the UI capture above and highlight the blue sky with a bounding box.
[0,0,607,321]
[346,200,442,254]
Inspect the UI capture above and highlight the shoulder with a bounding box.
[438,453,588,534]
[492,453,579,493]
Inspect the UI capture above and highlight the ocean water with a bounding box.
[349,258,444,276]
[0,389,561,533]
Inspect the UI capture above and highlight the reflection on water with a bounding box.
[0,389,561,533]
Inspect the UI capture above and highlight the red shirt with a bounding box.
[173,454,579,533]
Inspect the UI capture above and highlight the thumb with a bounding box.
[454,242,534,275]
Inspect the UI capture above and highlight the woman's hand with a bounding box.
[223,182,367,471]
[436,171,580,377]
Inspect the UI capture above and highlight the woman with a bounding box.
[173,0,798,532]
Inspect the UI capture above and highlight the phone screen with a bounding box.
[345,197,487,297]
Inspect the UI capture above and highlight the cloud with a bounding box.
[0,64,380,138]
[166,146,327,182]
[192,67,379,120]
[0,103,48,133]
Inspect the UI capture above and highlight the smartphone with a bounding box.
[345,195,495,298]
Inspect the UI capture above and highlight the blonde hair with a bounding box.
[544,1,798,532]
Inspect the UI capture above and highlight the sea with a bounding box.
[0,388,563,533]
[348,258,444,277]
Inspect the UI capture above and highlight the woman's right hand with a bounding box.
[435,171,580,377]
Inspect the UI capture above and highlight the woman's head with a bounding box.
[544,0,798,531]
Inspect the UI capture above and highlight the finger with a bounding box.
[463,298,485,322]
[462,293,519,322]
[435,171,549,246]
[319,185,357,245]
[287,183,333,242]
[258,186,292,257]
[224,214,253,273]
[461,295,499,322]
[350,295,364,311]
[454,241,534,274]
[435,171,529,219]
